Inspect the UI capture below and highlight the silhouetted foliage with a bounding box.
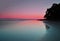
[44,3,60,20]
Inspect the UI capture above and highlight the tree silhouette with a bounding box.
[44,3,60,20]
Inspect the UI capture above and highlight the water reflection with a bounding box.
[1,20,60,41]
[40,21,60,41]
[0,20,46,41]
[45,25,50,30]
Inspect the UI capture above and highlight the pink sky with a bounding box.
[0,0,59,19]
[0,12,45,19]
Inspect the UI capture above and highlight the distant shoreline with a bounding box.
[0,18,45,21]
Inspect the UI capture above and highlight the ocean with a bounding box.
[0,20,60,41]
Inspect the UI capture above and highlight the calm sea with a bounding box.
[0,20,60,41]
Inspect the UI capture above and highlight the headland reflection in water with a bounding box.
[0,20,60,41]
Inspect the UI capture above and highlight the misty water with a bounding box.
[0,20,60,41]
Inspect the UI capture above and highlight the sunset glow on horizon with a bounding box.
[0,14,44,19]
[0,12,45,19]
[0,0,60,19]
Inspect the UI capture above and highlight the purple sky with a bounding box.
[0,0,60,19]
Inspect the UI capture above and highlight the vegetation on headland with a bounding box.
[44,3,60,20]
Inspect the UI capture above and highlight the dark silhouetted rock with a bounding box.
[44,3,60,20]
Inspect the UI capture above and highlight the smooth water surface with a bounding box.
[0,20,60,41]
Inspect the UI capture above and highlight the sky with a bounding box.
[0,0,60,19]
